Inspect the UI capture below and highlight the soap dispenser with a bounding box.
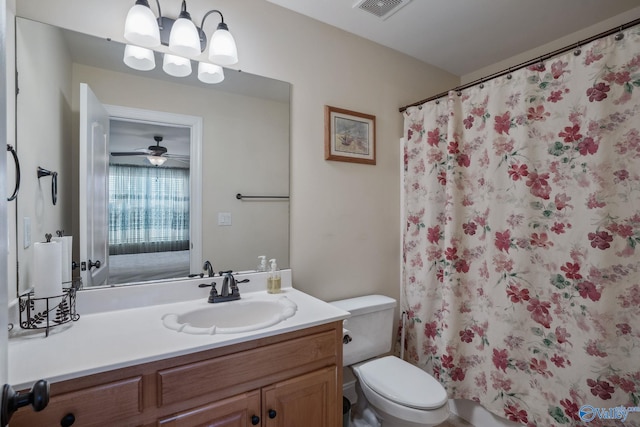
[257,255,267,272]
[267,258,281,294]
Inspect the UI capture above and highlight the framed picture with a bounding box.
[324,106,376,165]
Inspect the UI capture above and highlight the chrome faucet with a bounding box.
[220,272,235,297]
[206,271,250,303]
[203,260,214,277]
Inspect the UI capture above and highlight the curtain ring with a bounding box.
[506,69,512,80]
[479,79,484,89]
[615,27,624,41]
[573,43,581,56]
[435,100,439,105]
[456,90,462,96]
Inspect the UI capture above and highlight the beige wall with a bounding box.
[14,0,459,304]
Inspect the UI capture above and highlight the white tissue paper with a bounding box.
[53,235,73,283]
[33,241,63,298]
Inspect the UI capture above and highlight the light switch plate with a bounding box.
[218,212,232,226]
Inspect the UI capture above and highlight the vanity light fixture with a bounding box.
[124,0,161,47]
[197,62,224,84]
[123,0,238,83]
[163,52,192,77]
[146,155,168,166]
[123,44,156,71]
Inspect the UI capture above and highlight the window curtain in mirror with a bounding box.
[402,25,640,426]
[109,164,190,255]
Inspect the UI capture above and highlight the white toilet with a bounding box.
[330,295,449,427]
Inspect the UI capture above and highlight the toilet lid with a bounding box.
[357,356,448,410]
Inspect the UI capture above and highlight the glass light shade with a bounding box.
[169,17,201,57]
[208,27,238,65]
[147,155,168,166]
[124,2,160,47]
[123,45,156,71]
[163,53,192,77]
[197,62,224,84]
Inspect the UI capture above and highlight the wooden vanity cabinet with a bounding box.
[10,321,343,427]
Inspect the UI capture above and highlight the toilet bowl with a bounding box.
[330,295,449,427]
[352,356,449,427]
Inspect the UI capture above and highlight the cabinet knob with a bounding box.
[251,414,260,425]
[268,409,277,419]
[60,413,76,426]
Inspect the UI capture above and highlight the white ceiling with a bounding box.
[266,0,640,76]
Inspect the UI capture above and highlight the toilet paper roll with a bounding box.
[53,236,73,283]
[343,328,352,344]
[33,241,63,298]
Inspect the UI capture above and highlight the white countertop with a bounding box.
[8,270,349,390]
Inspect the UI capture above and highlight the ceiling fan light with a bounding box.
[123,44,156,71]
[147,155,168,166]
[197,62,224,84]
[169,10,201,57]
[124,0,160,47]
[208,23,238,66]
[163,53,192,77]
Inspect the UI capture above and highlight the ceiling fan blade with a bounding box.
[110,152,147,156]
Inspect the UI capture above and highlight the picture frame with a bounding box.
[324,105,376,165]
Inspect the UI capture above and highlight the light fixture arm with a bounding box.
[153,0,163,27]
[200,9,225,34]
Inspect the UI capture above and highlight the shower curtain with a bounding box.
[402,25,640,426]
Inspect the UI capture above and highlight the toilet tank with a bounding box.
[330,295,397,366]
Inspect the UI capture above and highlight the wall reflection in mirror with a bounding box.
[14,17,290,295]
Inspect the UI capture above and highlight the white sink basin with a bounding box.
[161,296,298,335]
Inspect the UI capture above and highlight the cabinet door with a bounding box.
[158,389,262,427]
[262,367,338,427]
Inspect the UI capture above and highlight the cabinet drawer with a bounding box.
[158,389,261,426]
[10,376,143,427]
[158,330,337,407]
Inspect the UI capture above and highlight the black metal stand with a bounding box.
[18,279,81,337]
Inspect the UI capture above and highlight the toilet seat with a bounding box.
[356,356,448,410]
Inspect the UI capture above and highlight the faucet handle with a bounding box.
[207,283,219,303]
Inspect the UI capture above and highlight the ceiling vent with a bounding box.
[353,0,413,20]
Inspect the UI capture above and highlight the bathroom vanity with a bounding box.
[8,271,348,426]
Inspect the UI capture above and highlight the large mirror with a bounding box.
[15,17,290,294]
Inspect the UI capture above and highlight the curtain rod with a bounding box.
[399,17,640,113]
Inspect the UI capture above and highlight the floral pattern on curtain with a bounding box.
[109,164,190,255]
[403,25,640,426]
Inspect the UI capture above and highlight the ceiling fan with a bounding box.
[110,135,189,166]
